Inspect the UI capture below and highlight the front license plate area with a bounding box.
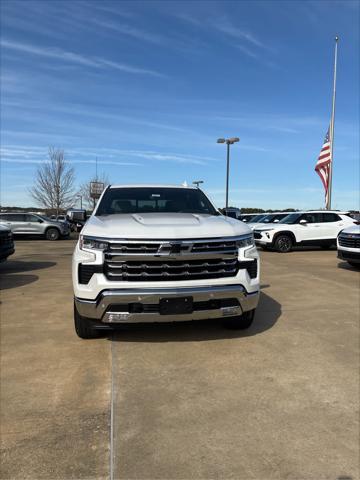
[159,297,193,315]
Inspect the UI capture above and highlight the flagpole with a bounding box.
[328,36,338,210]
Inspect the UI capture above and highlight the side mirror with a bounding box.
[37,219,43,223]
[299,219,307,225]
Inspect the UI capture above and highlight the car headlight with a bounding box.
[80,236,109,251]
[236,235,254,248]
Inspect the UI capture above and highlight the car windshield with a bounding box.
[262,214,277,223]
[240,215,255,222]
[250,214,267,223]
[279,213,302,224]
[96,187,220,216]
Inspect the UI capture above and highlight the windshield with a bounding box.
[250,214,267,223]
[262,213,286,223]
[262,214,276,223]
[279,213,302,224]
[96,187,220,216]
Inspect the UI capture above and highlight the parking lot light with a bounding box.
[217,137,240,212]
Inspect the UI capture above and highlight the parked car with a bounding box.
[66,208,87,232]
[72,184,260,338]
[239,213,263,223]
[246,213,268,225]
[0,224,15,262]
[0,213,70,240]
[247,212,292,230]
[50,214,66,222]
[254,211,356,252]
[222,207,242,219]
[337,225,360,267]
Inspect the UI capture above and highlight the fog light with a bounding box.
[221,306,242,316]
[108,313,129,322]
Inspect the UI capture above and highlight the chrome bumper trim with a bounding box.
[75,285,260,323]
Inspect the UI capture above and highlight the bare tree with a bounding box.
[29,148,75,215]
[77,173,109,210]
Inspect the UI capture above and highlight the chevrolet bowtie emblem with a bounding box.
[157,242,192,255]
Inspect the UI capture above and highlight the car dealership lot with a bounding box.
[1,239,359,479]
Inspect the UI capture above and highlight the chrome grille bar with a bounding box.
[103,236,246,282]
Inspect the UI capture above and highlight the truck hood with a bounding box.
[82,213,252,239]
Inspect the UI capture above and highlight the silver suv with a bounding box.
[0,213,70,240]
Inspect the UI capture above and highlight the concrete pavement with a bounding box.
[0,239,111,479]
[1,239,359,479]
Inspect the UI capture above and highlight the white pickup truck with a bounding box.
[72,184,260,338]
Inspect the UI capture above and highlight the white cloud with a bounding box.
[0,145,214,167]
[214,20,266,49]
[89,19,165,44]
[0,39,164,77]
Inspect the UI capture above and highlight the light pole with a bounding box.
[217,137,239,212]
[76,195,83,209]
[192,180,204,188]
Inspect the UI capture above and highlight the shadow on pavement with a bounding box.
[260,246,337,253]
[110,291,281,343]
[0,260,56,274]
[337,261,360,271]
[0,274,39,290]
[0,260,56,290]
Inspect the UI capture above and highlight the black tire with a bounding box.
[45,228,60,241]
[222,309,255,330]
[274,234,293,253]
[74,302,101,339]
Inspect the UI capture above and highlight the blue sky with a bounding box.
[0,0,359,210]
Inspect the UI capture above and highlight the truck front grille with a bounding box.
[105,258,238,282]
[107,238,238,256]
[101,237,256,282]
[338,234,360,249]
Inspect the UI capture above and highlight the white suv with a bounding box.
[72,185,260,338]
[337,225,360,267]
[247,212,292,230]
[254,211,356,252]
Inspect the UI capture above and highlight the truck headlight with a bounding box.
[80,236,109,251]
[236,235,254,248]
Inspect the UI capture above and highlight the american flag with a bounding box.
[315,126,332,208]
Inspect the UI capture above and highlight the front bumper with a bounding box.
[0,245,15,261]
[75,284,260,323]
[337,249,360,263]
[254,231,273,246]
